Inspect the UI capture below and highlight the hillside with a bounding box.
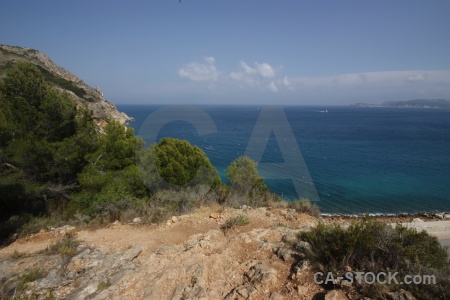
[383,99,450,109]
[0,44,131,124]
[1,207,449,300]
[352,99,450,109]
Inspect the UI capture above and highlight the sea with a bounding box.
[117,105,450,215]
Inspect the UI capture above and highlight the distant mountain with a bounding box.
[0,44,132,124]
[382,99,450,109]
[352,99,450,109]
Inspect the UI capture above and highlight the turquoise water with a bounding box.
[117,105,450,214]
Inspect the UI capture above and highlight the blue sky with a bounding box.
[1,0,449,105]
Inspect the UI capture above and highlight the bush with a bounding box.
[138,138,221,191]
[288,198,320,218]
[221,214,250,231]
[299,219,450,299]
[225,156,264,194]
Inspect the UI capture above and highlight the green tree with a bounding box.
[138,137,220,191]
[225,156,264,193]
[72,121,149,215]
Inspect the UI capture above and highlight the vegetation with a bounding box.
[225,156,265,194]
[299,219,450,299]
[17,268,45,293]
[0,62,282,242]
[96,279,112,292]
[288,198,320,218]
[221,214,250,232]
[138,137,220,191]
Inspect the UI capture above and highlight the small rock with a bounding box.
[275,247,293,262]
[412,218,424,223]
[121,245,142,261]
[245,262,278,284]
[296,286,308,295]
[281,233,297,244]
[325,289,348,300]
[132,217,142,224]
[434,212,445,219]
[386,289,416,300]
[294,241,311,253]
[166,220,172,226]
[444,213,450,220]
[171,216,178,223]
[296,259,311,271]
[209,213,220,219]
[269,292,284,300]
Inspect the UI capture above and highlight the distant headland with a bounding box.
[352,99,450,109]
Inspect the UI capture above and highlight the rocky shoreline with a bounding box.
[321,211,450,224]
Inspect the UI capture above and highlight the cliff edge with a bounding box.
[0,44,132,124]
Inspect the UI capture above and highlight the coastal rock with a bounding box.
[0,44,132,125]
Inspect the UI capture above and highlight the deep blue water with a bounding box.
[117,105,450,214]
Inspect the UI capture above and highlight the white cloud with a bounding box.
[236,61,275,78]
[282,70,449,90]
[229,60,278,92]
[256,63,275,78]
[406,73,426,83]
[178,56,218,81]
[177,56,450,101]
[268,81,278,92]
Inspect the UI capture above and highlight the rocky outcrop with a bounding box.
[0,44,132,125]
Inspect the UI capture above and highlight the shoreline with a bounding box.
[320,211,449,223]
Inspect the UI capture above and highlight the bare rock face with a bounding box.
[0,207,327,299]
[0,44,132,125]
[245,262,278,285]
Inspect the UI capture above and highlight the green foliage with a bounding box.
[18,268,44,284]
[288,198,320,218]
[0,62,81,232]
[35,65,89,100]
[47,233,79,256]
[96,280,112,292]
[138,137,220,191]
[72,122,149,217]
[221,214,250,231]
[86,122,140,171]
[225,156,264,194]
[299,219,450,299]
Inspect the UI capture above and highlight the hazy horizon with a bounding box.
[1,0,449,105]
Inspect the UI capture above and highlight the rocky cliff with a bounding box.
[0,44,132,124]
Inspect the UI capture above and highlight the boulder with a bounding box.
[245,262,278,285]
[386,289,416,300]
[325,289,348,300]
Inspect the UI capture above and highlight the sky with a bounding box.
[1,0,449,105]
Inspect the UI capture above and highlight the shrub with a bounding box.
[17,268,45,292]
[288,198,320,218]
[299,219,450,299]
[138,138,221,191]
[221,214,250,231]
[225,156,264,194]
